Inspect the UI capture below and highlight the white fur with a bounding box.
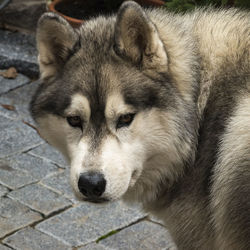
[65,93,90,121]
[211,94,250,249]
[38,90,192,202]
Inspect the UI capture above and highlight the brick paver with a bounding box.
[0,80,40,122]
[0,116,42,158]
[0,30,38,77]
[41,169,78,203]
[0,244,12,250]
[78,243,109,250]
[0,197,42,238]
[36,201,146,247]
[3,227,71,250]
[0,184,9,197]
[8,183,72,216]
[28,143,67,168]
[0,72,30,95]
[100,221,176,250]
[0,159,38,189]
[10,153,59,179]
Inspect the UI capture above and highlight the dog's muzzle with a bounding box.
[78,171,106,202]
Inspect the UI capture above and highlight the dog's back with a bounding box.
[140,7,250,250]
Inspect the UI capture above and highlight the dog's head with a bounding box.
[31,1,198,204]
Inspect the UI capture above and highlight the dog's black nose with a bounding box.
[78,172,106,198]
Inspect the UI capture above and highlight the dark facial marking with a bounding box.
[123,83,174,110]
[30,83,71,119]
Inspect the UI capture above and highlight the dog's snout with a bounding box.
[78,172,106,198]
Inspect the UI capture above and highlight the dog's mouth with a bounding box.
[82,197,110,204]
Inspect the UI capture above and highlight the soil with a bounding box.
[55,0,124,20]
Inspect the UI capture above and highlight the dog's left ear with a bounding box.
[114,1,167,70]
[36,13,79,80]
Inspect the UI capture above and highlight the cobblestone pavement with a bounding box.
[0,30,175,250]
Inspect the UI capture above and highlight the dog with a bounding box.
[30,1,250,249]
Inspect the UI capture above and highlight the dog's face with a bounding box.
[31,2,197,203]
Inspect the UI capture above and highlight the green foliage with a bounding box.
[164,0,250,12]
[165,0,196,12]
[234,0,250,8]
[96,230,119,243]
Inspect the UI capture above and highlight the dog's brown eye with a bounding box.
[117,113,135,129]
[67,116,82,128]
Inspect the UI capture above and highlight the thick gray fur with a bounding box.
[31,2,250,249]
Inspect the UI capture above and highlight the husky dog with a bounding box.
[30,1,250,249]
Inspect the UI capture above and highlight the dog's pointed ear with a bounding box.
[114,1,167,69]
[36,13,79,80]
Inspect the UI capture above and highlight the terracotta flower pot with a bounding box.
[48,0,83,28]
[136,0,165,7]
[48,0,165,28]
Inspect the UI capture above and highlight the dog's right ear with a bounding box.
[36,13,79,80]
[114,1,168,71]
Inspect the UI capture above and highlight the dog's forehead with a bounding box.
[62,60,173,119]
[76,16,115,62]
[63,18,174,112]
[75,64,121,113]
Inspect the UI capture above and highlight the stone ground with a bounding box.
[0,29,176,249]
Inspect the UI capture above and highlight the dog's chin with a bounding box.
[74,192,110,203]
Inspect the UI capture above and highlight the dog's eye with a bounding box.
[67,116,82,129]
[117,113,135,129]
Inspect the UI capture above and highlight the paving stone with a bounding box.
[0,184,8,197]
[10,153,59,179]
[100,221,176,250]
[3,227,71,250]
[0,30,38,77]
[41,169,78,203]
[0,80,40,122]
[36,201,146,247]
[28,143,68,168]
[0,159,38,189]
[0,244,12,250]
[0,72,30,95]
[0,197,42,238]
[0,112,14,128]
[8,183,72,216]
[78,242,109,250]
[0,116,42,158]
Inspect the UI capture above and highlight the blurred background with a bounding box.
[0,0,249,35]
